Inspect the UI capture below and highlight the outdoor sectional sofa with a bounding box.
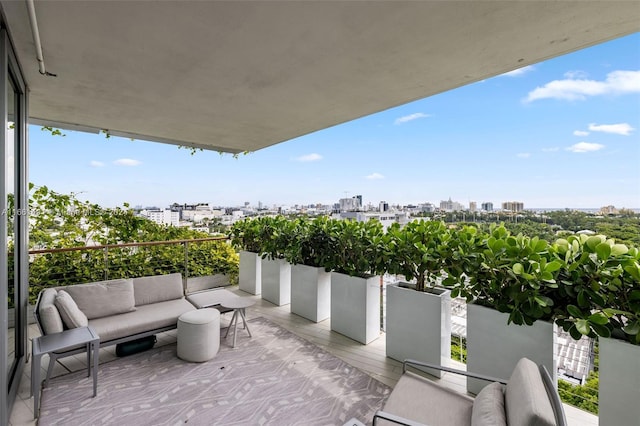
[34,273,199,356]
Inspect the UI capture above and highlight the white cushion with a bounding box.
[505,358,556,426]
[472,382,507,426]
[38,289,64,334]
[54,290,88,329]
[63,278,136,319]
[133,273,184,306]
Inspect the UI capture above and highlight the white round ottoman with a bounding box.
[177,308,220,362]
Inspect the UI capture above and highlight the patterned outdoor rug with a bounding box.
[38,317,390,426]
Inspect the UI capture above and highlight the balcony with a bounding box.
[8,237,604,425]
[10,285,599,425]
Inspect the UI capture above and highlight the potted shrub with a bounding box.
[259,216,293,306]
[229,217,263,295]
[284,216,333,322]
[551,234,640,426]
[453,224,562,394]
[383,219,454,377]
[328,218,385,344]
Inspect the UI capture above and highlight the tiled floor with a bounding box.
[9,286,597,425]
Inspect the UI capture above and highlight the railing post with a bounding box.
[104,246,109,280]
[184,240,189,279]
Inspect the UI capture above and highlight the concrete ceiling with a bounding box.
[2,1,639,153]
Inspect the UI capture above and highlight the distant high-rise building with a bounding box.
[379,201,389,212]
[469,201,477,212]
[502,201,524,212]
[339,196,362,212]
[481,202,494,212]
[440,198,464,211]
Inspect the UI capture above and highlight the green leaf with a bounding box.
[544,260,563,273]
[586,236,602,252]
[587,312,609,325]
[569,325,583,340]
[567,305,583,318]
[591,323,611,338]
[575,319,591,335]
[535,295,553,307]
[512,263,524,275]
[596,243,611,261]
[623,321,640,336]
[611,244,629,256]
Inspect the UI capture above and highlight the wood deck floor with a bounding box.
[9,286,597,426]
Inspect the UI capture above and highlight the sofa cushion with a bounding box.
[471,382,507,426]
[505,358,556,426]
[55,290,89,329]
[133,273,184,306]
[63,279,136,320]
[381,371,474,425]
[88,298,196,342]
[38,288,65,334]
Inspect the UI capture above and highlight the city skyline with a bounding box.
[29,33,640,209]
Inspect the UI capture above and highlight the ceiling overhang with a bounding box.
[2,1,638,153]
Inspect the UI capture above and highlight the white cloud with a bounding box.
[564,70,589,79]
[295,153,323,162]
[573,130,589,137]
[525,70,640,102]
[501,65,534,77]
[588,123,634,136]
[365,172,385,180]
[114,158,141,166]
[394,112,430,125]
[542,147,560,152]
[566,142,605,153]
[516,153,531,158]
[90,160,105,167]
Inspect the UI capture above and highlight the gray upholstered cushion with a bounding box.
[186,289,238,309]
[381,371,474,425]
[63,279,136,320]
[471,382,507,426]
[133,273,184,306]
[88,298,196,342]
[54,290,88,329]
[38,288,64,334]
[505,358,556,426]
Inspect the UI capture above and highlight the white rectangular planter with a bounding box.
[385,283,451,378]
[290,264,331,322]
[330,272,381,344]
[238,250,261,295]
[466,303,556,394]
[261,258,291,306]
[598,337,640,426]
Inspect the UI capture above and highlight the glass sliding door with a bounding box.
[1,25,27,423]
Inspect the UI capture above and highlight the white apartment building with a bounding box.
[140,209,180,227]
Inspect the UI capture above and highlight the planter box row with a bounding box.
[238,251,381,344]
[239,251,639,425]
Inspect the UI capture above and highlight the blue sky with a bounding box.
[29,33,640,210]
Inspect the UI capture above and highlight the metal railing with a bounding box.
[25,236,238,302]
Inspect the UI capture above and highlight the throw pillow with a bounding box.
[471,382,507,426]
[54,290,88,329]
[38,288,64,334]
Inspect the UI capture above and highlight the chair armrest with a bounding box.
[373,410,428,426]
[403,359,508,385]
